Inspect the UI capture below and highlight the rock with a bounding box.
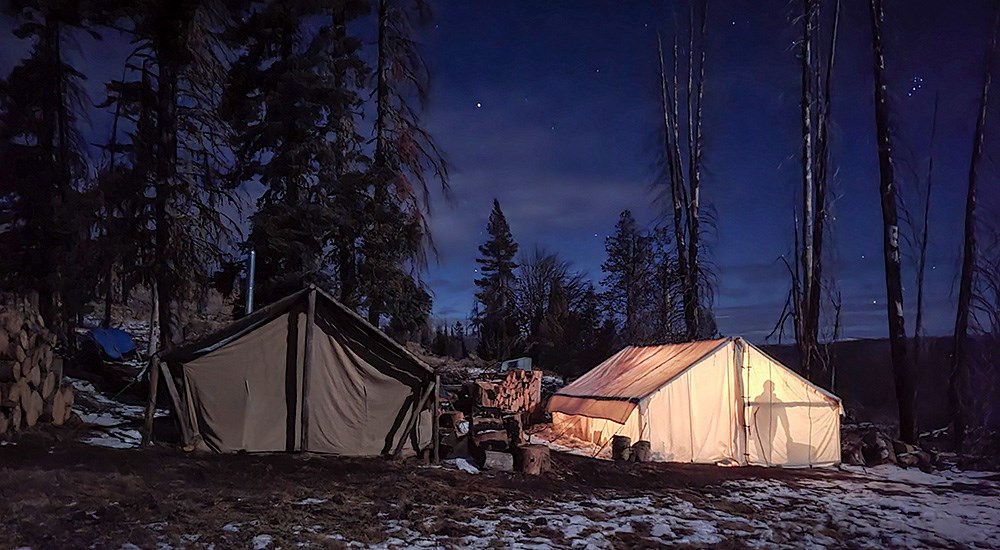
[916,450,935,472]
[484,451,514,472]
[892,440,917,455]
[897,452,920,468]
[841,434,866,466]
[861,429,896,466]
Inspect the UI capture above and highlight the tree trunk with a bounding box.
[950,11,997,452]
[869,0,917,444]
[153,8,187,352]
[913,93,939,370]
[686,1,708,341]
[800,0,817,381]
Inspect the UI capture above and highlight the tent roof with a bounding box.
[556,338,731,402]
[161,285,432,376]
[548,338,731,423]
[549,337,842,424]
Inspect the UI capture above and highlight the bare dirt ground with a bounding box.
[2,426,1000,550]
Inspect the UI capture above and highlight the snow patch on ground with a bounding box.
[251,534,273,549]
[271,466,1000,549]
[293,498,328,506]
[442,458,480,475]
[69,377,167,449]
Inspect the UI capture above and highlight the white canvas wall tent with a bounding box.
[547,337,842,467]
[146,285,435,456]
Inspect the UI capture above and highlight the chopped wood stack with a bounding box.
[0,306,75,436]
[464,369,547,474]
[471,368,542,416]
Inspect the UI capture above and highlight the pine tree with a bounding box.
[105,0,239,349]
[362,0,448,327]
[221,0,370,307]
[474,199,520,360]
[650,226,685,342]
[601,210,655,345]
[0,0,96,333]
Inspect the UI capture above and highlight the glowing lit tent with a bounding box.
[547,337,842,467]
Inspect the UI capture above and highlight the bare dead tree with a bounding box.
[771,0,840,388]
[869,0,917,444]
[950,8,998,452]
[910,93,940,371]
[655,0,713,342]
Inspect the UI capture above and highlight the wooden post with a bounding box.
[432,373,441,463]
[392,380,435,458]
[159,361,193,446]
[300,288,316,451]
[141,355,160,447]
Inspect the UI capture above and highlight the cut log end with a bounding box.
[516,444,551,476]
[21,389,43,428]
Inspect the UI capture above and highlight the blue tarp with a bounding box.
[87,328,138,360]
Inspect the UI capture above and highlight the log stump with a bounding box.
[516,444,551,476]
[612,435,632,461]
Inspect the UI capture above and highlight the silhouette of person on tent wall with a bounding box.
[751,380,792,465]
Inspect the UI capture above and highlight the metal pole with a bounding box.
[246,249,256,314]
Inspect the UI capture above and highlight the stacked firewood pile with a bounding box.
[464,369,550,475]
[841,423,938,471]
[0,305,75,435]
[471,368,542,416]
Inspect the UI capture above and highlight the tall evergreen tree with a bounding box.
[221,0,370,307]
[474,199,520,360]
[106,0,239,349]
[601,210,655,345]
[362,0,448,327]
[0,0,96,333]
[648,227,686,342]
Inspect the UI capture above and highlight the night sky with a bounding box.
[2,1,997,342]
[418,0,997,341]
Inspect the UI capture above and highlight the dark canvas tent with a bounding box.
[150,286,435,456]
